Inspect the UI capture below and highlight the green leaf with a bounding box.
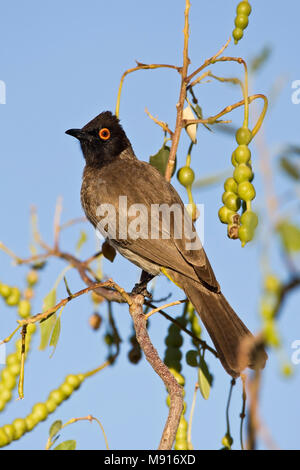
[149,145,176,177]
[250,46,272,73]
[280,157,300,180]
[49,317,61,356]
[76,231,87,253]
[198,356,213,400]
[49,420,63,439]
[277,220,300,253]
[53,440,76,451]
[39,289,57,350]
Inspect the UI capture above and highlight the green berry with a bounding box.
[164,358,182,372]
[165,334,183,348]
[165,347,182,362]
[264,275,281,294]
[186,350,198,367]
[233,163,253,183]
[238,225,254,245]
[1,368,16,389]
[6,287,21,306]
[263,320,280,347]
[26,270,39,287]
[233,27,243,42]
[240,210,258,228]
[0,284,12,298]
[177,167,195,187]
[60,382,74,398]
[48,389,65,405]
[31,403,48,422]
[45,398,58,414]
[65,374,81,390]
[234,145,251,164]
[104,333,114,346]
[224,177,238,193]
[218,206,235,225]
[260,300,275,320]
[236,127,252,145]
[222,433,233,448]
[0,428,9,447]
[25,415,38,431]
[6,353,19,367]
[238,181,256,201]
[12,418,27,440]
[0,388,12,403]
[169,368,185,386]
[8,362,21,376]
[27,323,36,335]
[281,364,293,377]
[237,1,252,16]
[235,14,249,29]
[222,191,241,211]
[3,424,14,443]
[18,299,31,319]
[174,441,188,450]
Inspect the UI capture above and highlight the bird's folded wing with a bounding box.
[91,159,219,290]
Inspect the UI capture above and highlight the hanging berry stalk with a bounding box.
[232,1,252,44]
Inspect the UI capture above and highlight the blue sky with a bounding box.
[0,0,300,450]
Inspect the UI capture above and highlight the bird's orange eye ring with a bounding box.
[99,128,111,140]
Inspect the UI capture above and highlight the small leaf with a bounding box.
[49,420,62,439]
[280,157,300,180]
[183,105,197,143]
[149,145,176,177]
[250,46,272,73]
[39,289,57,350]
[54,440,76,451]
[277,220,300,253]
[76,231,87,253]
[198,356,213,400]
[49,317,61,356]
[102,240,116,263]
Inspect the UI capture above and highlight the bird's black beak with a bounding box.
[65,128,87,140]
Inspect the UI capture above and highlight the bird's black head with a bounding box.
[66,111,131,167]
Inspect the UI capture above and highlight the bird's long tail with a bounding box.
[169,271,267,377]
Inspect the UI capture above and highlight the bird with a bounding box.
[66,110,267,377]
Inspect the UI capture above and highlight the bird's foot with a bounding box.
[131,282,153,299]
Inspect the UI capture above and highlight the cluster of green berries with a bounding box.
[185,302,202,367]
[128,331,142,364]
[0,271,39,413]
[164,317,189,450]
[0,373,84,448]
[232,1,252,44]
[219,127,258,246]
[0,323,36,413]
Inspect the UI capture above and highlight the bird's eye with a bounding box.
[99,128,111,140]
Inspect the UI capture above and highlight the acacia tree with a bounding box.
[0,0,299,450]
